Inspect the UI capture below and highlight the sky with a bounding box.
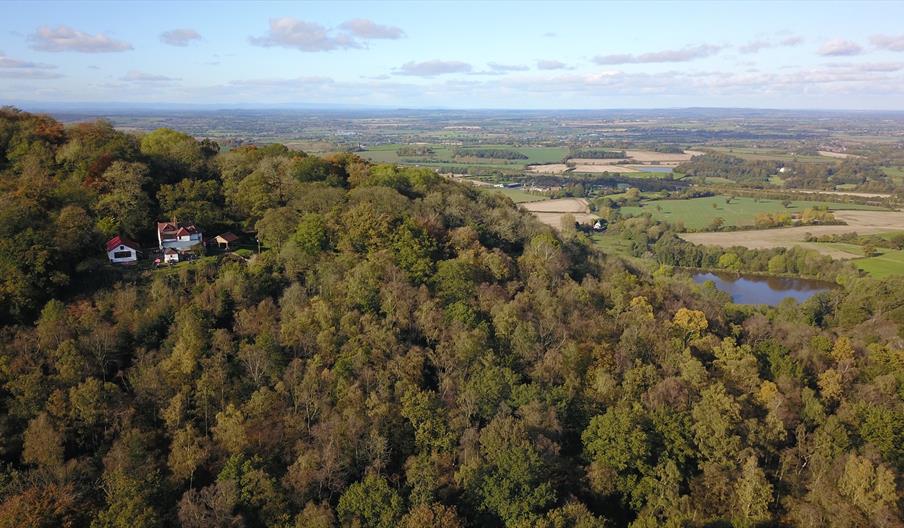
[3,0,904,109]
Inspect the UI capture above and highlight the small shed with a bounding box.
[106,235,139,264]
[214,232,240,250]
[163,248,180,264]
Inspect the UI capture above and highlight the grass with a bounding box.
[705,146,837,164]
[853,248,904,278]
[481,187,548,203]
[619,195,884,230]
[881,166,904,185]
[591,233,635,258]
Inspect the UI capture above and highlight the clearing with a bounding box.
[522,198,595,228]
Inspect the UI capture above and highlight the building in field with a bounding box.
[106,235,139,264]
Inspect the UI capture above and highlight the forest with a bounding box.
[0,108,902,528]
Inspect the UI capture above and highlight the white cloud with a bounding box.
[251,18,359,51]
[0,51,56,69]
[160,29,202,47]
[739,35,803,54]
[338,19,404,39]
[0,69,63,79]
[487,62,529,72]
[536,59,569,70]
[121,70,179,82]
[871,34,904,52]
[395,60,472,76]
[818,38,863,56]
[250,17,404,52]
[593,44,723,64]
[28,25,132,53]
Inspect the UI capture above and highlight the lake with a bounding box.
[637,166,673,173]
[691,271,835,305]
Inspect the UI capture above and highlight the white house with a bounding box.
[163,247,180,264]
[157,221,203,250]
[106,235,139,264]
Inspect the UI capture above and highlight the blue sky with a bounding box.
[3,1,904,109]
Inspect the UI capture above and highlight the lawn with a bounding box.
[853,248,904,278]
[619,195,884,230]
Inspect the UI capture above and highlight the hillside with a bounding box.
[0,108,901,528]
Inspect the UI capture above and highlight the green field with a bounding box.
[705,146,837,163]
[853,248,904,278]
[359,143,569,168]
[481,187,548,203]
[881,166,904,185]
[619,195,884,230]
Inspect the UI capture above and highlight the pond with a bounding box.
[691,271,835,306]
[637,166,673,173]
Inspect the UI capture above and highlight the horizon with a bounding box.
[3,1,904,110]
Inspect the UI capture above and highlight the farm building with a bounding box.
[106,235,139,264]
[213,232,240,250]
[157,221,203,251]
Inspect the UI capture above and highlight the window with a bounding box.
[113,251,133,259]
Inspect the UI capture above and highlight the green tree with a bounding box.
[336,474,404,528]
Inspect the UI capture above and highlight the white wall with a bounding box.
[107,246,137,263]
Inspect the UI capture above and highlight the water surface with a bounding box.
[691,271,834,305]
[637,166,673,173]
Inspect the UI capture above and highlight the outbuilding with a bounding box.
[106,235,139,264]
[163,247,180,264]
[214,232,240,250]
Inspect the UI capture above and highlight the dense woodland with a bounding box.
[0,108,902,527]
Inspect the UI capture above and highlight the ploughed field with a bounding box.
[521,198,596,228]
[526,149,702,174]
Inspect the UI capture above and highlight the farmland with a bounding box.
[853,248,904,277]
[481,187,548,203]
[703,146,838,163]
[681,210,904,259]
[619,195,885,230]
[521,198,595,228]
[359,143,569,170]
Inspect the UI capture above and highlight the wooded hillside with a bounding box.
[0,108,901,528]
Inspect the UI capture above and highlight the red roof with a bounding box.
[159,222,199,235]
[216,232,240,243]
[106,235,138,252]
